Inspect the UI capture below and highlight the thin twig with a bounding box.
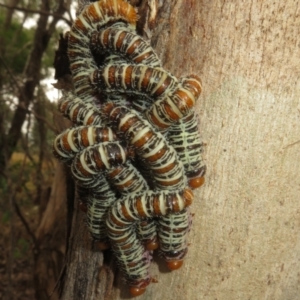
[13,200,39,250]
[9,115,40,251]
[33,110,57,133]
[6,142,37,299]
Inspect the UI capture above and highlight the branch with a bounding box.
[0,3,72,26]
[13,197,39,251]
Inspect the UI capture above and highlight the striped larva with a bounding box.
[106,188,193,296]
[71,141,127,180]
[167,110,206,189]
[53,125,117,161]
[68,0,137,101]
[91,66,204,189]
[56,94,119,248]
[102,104,191,267]
[71,139,158,272]
[90,64,178,102]
[52,0,206,293]
[85,178,117,249]
[91,26,162,112]
[72,171,117,250]
[101,104,185,190]
[89,25,205,190]
[90,65,201,128]
[58,94,104,126]
[145,75,202,130]
[157,209,193,270]
[90,26,161,67]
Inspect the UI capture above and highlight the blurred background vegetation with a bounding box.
[0,0,73,299]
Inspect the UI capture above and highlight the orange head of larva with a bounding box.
[183,75,202,98]
[129,286,146,297]
[183,188,194,207]
[144,239,159,251]
[115,0,138,25]
[166,259,184,271]
[188,176,205,189]
[129,278,152,296]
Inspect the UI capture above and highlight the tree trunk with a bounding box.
[34,163,68,300]
[59,0,300,299]
[0,0,68,172]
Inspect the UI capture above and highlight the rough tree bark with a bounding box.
[56,0,300,299]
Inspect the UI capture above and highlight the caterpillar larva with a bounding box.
[53,125,117,161]
[58,94,103,126]
[102,104,191,268]
[101,104,185,190]
[68,0,137,101]
[167,111,206,189]
[90,26,161,67]
[90,64,177,101]
[106,188,193,296]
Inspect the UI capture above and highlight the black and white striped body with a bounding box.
[68,0,137,101]
[58,94,103,126]
[90,26,161,67]
[167,111,206,187]
[106,189,193,287]
[103,105,185,190]
[53,125,117,161]
[90,64,178,102]
[103,104,192,262]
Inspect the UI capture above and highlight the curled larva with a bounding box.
[101,104,185,190]
[68,0,137,101]
[145,75,202,130]
[53,125,117,161]
[90,64,178,101]
[88,25,205,191]
[102,104,191,267]
[58,94,103,126]
[71,141,128,180]
[106,188,193,296]
[90,65,201,128]
[90,26,161,67]
[55,0,206,294]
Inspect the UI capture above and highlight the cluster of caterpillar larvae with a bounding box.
[53,0,206,296]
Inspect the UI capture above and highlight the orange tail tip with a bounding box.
[166,259,184,271]
[187,74,202,84]
[129,287,146,297]
[180,75,202,100]
[188,176,205,189]
[144,239,159,251]
[129,278,152,296]
[183,188,194,206]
